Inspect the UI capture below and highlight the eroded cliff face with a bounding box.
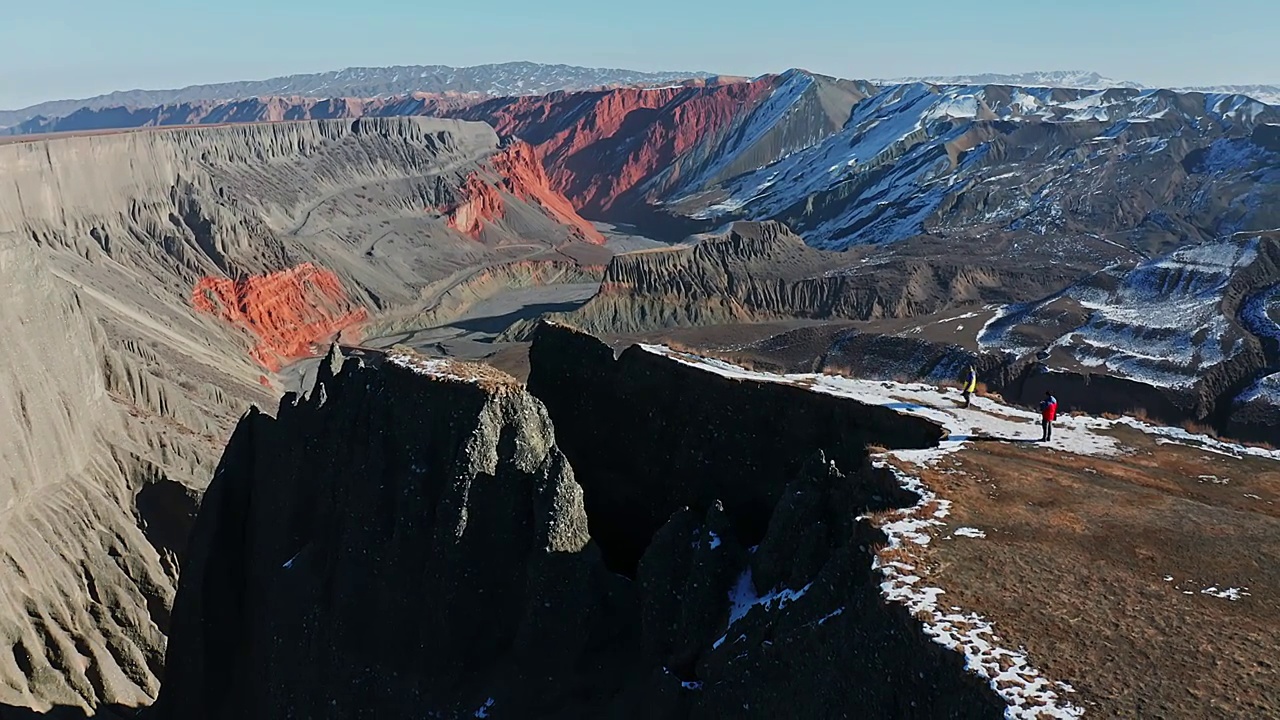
[158,334,1006,718]
[510,220,1080,340]
[525,321,942,573]
[0,117,604,490]
[453,80,778,215]
[157,350,631,719]
[0,234,184,715]
[443,140,605,244]
[192,263,369,371]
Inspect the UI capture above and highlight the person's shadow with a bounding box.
[969,434,1040,444]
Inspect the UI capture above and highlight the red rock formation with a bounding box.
[444,172,506,239]
[452,78,777,214]
[192,263,368,372]
[491,141,606,243]
[444,141,606,244]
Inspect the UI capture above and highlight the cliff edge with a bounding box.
[157,335,1004,718]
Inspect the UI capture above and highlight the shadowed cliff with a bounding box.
[156,334,1006,718]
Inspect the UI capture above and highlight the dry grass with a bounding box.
[821,364,855,379]
[1180,419,1219,438]
[893,439,1280,717]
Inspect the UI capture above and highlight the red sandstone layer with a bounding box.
[192,263,368,371]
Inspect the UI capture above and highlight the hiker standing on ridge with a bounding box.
[962,365,977,408]
[1039,391,1058,442]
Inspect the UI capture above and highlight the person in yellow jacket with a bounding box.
[962,365,977,408]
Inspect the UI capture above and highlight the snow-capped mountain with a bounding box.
[878,70,1143,90]
[875,72,1280,107]
[1174,84,1280,106]
[675,83,1280,249]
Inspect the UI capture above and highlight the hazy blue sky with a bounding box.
[2,0,1275,109]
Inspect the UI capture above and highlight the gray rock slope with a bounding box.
[0,116,602,715]
[0,116,595,492]
[0,233,188,715]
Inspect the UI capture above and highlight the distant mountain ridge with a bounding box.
[7,64,1278,133]
[0,61,714,129]
[880,70,1280,105]
[880,70,1145,90]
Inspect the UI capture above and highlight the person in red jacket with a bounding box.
[1039,391,1058,441]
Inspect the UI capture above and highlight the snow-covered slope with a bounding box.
[980,237,1262,387]
[655,69,875,196]
[668,83,1280,249]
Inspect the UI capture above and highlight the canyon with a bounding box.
[0,61,1277,717]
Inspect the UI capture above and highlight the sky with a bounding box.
[2,0,1276,109]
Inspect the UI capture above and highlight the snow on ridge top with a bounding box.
[873,460,1085,719]
[638,343,1120,459]
[386,350,518,388]
[878,70,1140,91]
[641,342,1280,462]
[637,344,1092,716]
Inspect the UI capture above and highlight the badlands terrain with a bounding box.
[0,61,1276,717]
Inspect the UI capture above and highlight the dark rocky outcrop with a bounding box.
[525,321,942,575]
[157,351,631,719]
[157,338,1007,718]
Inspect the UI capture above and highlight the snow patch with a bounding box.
[711,566,812,650]
[953,527,988,539]
[642,344,1092,716]
[872,460,1083,719]
[388,352,501,385]
[1200,586,1251,601]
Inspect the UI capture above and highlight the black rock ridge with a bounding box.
[157,332,1007,718]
